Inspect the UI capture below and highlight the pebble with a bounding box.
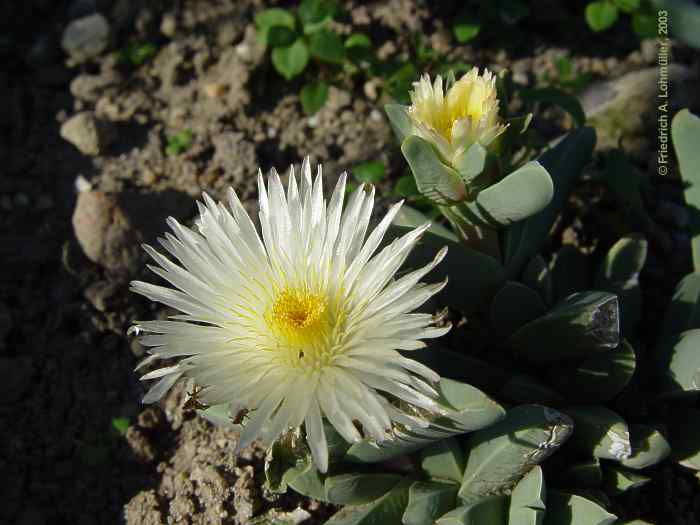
[74,175,93,193]
[160,13,177,37]
[61,13,110,63]
[60,112,113,156]
[202,82,227,98]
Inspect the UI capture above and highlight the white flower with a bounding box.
[408,67,508,166]
[130,159,451,472]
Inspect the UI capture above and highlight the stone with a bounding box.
[60,112,114,156]
[212,132,257,182]
[581,65,695,151]
[70,72,121,102]
[61,13,110,63]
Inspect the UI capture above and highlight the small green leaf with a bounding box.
[394,175,420,198]
[621,425,671,470]
[271,38,310,80]
[166,129,194,156]
[508,465,546,525]
[585,1,620,32]
[299,0,337,33]
[309,29,345,63]
[631,13,657,38]
[267,25,297,47]
[520,87,586,127]
[111,417,130,435]
[300,81,329,114]
[564,405,632,462]
[255,8,296,45]
[403,481,458,525]
[604,464,650,495]
[491,281,547,338]
[345,33,373,62]
[420,438,465,483]
[614,0,640,13]
[543,491,617,525]
[459,405,573,503]
[325,479,412,525]
[353,161,386,184]
[453,13,481,43]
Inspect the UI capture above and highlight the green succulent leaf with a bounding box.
[308,29,346,63]
[621,425,671,470]
[299,0,337,33]
[452,11,481,43]
[385,225,506,314]
[436,495,508,525]
[604,464,651,495]
[384,104,413,143]
[508,291,620,366]
[403,481,459,525]
[658,329,700,398]
[300,80,329,114]
[504,127,596,276]
[453,143,487,189]
[673,109,700,270]
[491,281,547,338]
[324,473,404,505]
[498,374,566,406]
[458,405,573,503]
[458,161,554,228]
[585,1,619,32]
[522,255,554,306]
[402,136,467,205]
[550,246,592,302]
[345,378,505,463]
[271,38,310,79]
[614,0,640,12]
[658,272,700,342]
[392,205,458,242]
[267,25,298,47]
[353,161,386,184]
[326,479,412,525]
[508,465,546,525]
[345,33,373,62]
[420,437,465,483]
[548,339,636,404]
[543,491,617,525]
[564,405,632,462]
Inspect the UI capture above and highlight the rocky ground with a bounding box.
[1,0,699,524]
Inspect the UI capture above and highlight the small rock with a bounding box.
[0,357,33,405]
[75,174,93,192]
[212,133,257,183]
[160,13,177,37]
[363,80,379,100]
[202,82,227,98]
[61,13,110,63]
[60,112,114,156]
[70,72,121,102]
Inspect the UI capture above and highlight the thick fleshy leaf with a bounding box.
[402,135,467,205]
[420,437,466,483]
[658,272,700,343]
[543,491,617,525]
[550,246,592,302]
[458,161,553,228]
[503,127,596,277]
[384,104,412,143]
[324,473,403,505]
[658,329,700,398]
[672,109,700,270]
[498,374,566,407]
[547,339,636,403]
[522,255,554,306]
[621,425,671,470]
[271,38,310,79]
[595,235,647,333]
[458,405,573,503]
[508,465,546,525]
[453,143,487,190]
[604,464,651,495]
[564,405,632,462]
[491,281,547,338]
[508,292,620,365]
[403,481,459,525]
[385,225,506,314]
[436,495,508,525]
[392,205,458,242]
[345,378,505,463]
[326,479,412,525]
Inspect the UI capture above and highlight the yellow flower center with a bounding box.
[266,287,333,368]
